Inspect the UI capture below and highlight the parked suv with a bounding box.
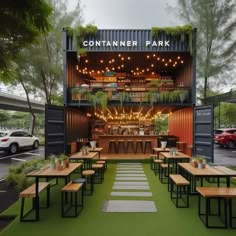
[0,130,39,154]
[214,128,236,148]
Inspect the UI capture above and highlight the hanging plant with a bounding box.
[146,89,159,106]
[88,91,108,112]
[66,24,98,57]
[119,91,132,108]
[151,25,193,55]
[178,90,188,103]
[71,87,89,105]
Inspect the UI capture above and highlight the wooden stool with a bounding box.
[149,154,157,170]
[81,170,95,195]
[126,140,135,153]
[100,157,108,170]
[153,159,163,175]
[135,140,143,153]
[108,140,117,153]
[159,164,172,184]
[169,174,190,208]
[144,140,152,153]
[92,164,104,183]
[61,181,83,217]
[117,140,125,153]
[96,160,106,172]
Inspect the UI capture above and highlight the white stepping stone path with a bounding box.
[114,181,149,186]
[103,200,157,212]
[111,192,152,197]
[113,185,150,190]
[103,162,157,212]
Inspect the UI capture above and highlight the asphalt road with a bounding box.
[0,145,235,180]
[0,147,45,180]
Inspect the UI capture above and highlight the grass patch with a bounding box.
[1,163,236,236]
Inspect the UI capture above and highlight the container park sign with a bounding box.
[82,40,170,48]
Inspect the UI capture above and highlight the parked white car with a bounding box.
[0,130,39,154]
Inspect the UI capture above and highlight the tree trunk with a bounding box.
[18,73,36,135]
[203,76,208,104]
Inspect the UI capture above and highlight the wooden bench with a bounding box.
[196,187,236,228]
[153,159,163,175]
[169,174,189,208]
[81,170,95,195]
[61,181,84,217]
[19,182,50,222]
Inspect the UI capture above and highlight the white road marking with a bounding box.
[0,148,43,159]
[0,190,6,193]
[11,158,26,162]
[0,178,6,182]
[24,152,40,156]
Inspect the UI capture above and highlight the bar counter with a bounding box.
[98,135,158,153]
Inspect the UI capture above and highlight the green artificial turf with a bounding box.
[1,163,236,236]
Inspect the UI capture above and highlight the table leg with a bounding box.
[35,177,39,221]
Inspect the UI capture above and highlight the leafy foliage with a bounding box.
[176,0,236,101]
[0,0,52,77]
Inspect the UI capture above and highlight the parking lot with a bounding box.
[0,147,45,180]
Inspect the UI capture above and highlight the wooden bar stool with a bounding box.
[96,160,106,172]
[100,157,108,170]
[81,170,95,195]
[117,140,125,153]
[153,159,163,175]
[126,140,135,153]
[108,140,117,153]
[144,140,152,153]
[135,140,143,153]
[92,164,104,183]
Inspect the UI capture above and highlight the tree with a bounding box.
[7,0,84,134]
[0,111,10,129]
[24,0,84,104]
[0,0,52,79]
[176,0,236,102]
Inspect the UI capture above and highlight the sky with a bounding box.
[68,0,183,28]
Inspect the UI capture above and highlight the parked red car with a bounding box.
[214,128,236,148]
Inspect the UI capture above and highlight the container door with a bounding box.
[45,104,66,158]
[193,105,214,162]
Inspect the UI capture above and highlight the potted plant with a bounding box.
[59,153,69,168]
[49,154,56,170]
[71,87,89,104]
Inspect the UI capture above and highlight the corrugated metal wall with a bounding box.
[168,107,193,155]
[66,108,90,143]
[174,60,192,87]
[66,54,79,88]
[65,29,191,52]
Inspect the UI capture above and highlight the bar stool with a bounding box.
[126,140,135,153]
[135,140,143,153]
[144,140,152,153]
[108,140,117,153]
[100,157,108,170]
[117,140,125,153]
[96,160,106,173]
[150,154,157,170]
[92,164,104,183]
[81,170,95,195]
[153,159,163,175]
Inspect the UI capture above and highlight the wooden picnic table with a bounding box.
[178,163,236,194]
[26,163,82,221]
